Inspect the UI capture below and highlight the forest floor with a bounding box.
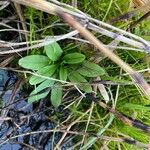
[0,0,150,149]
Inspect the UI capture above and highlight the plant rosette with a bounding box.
[19,42,105,107]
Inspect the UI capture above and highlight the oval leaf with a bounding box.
[59,66,68,82]
[51,86,62,107]
[30,79,55,95]
[78,61,105,77]
[63,53,85,64]
[68,72,92,93]
[29,65,57,85]
[45,42,63,61]
[28,90,50,103]
[28,79,55,103]
[19,55,49,70]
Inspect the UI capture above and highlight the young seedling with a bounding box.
[19,42,105,107]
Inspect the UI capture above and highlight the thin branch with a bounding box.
[86,94,150,134]
[0,128,149,148]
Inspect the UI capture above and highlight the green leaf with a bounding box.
[28,79,55,103]
[29,65,57,85]
[19,55,49,70]
[30,79,55,94]
[28,90,50,103]
[78,61,105,77]
[63,53,85,64]
[68,72,92,93]
[124,103,150,111]
[45,42,63,61]
[51,86,62,107]
[59,66,68,82]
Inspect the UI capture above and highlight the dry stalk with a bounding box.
[133,0,150,11]
[13,2,28,42]
[110,0,150,23]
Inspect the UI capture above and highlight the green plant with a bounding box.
[19,42,105,107]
